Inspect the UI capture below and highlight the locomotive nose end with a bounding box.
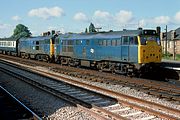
[138,45,162,64]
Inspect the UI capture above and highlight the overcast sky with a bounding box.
[0,0,180,37]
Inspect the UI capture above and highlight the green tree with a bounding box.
[89,23,96,33]
[85,28,88,33]
[12,24,31,39]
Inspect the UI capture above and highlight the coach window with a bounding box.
[62,40,66,45]
[62,46,66,52]
[68,40,73,45]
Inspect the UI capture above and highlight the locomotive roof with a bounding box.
[19,35,54,41]
[59,30,142,40]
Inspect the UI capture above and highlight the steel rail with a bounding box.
[0,62,128,120]
[0,58,179,120]
[25,64,180,120]
[0,86,42,120]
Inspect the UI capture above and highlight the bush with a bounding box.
[162,52,172,58]
[176,54,180,60]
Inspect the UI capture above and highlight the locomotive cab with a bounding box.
[138,30,162,64]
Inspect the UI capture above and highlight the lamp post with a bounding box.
[165,25,168,56]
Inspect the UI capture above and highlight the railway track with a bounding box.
[0,54,179,103]
[0,85,41,120]
[0,59,179,119]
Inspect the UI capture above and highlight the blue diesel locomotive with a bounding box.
[0,27,162,76]
[54,28,162,75]
[18,35,55,62]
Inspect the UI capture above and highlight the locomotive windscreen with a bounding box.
[141,30,157,35]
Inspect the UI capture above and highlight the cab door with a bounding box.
[129,36,138,62]
[121,36,129,61]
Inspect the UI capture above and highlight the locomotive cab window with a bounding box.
[36,41,39,45]
[122,36,129,45]
[140,36,160,45]
[129,37,138,45]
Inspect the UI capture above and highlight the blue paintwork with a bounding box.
[55,30,139,63]
[19,36,53,55]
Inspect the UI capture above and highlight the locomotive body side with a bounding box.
[55,31,140,74]
[18,36,55,61]
[55,29,162,75]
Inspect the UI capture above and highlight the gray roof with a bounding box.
[175,27,180,35]
[174,27,180,40]
[59,30,142,40]
[174,35,180,40]
[19,35,53,41]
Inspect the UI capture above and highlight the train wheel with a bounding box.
[45,55,50,62]
[97,63,103,72]
[25,54,29,59]
[21,53,25,59]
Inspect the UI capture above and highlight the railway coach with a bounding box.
[0,38,18,56]
[54,27,162,76]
